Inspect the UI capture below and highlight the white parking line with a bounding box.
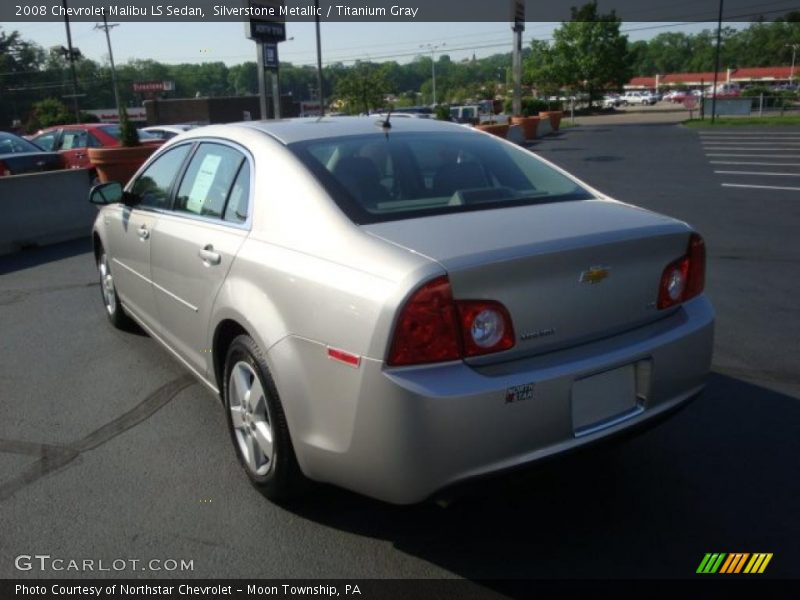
[714,170,800,177]
[698,132,800,136]
[701,142,800,146]
[722,183,800,191]
[710,161,800,166]
[705,153,800,158]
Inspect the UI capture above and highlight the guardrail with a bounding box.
[0,168,94,256]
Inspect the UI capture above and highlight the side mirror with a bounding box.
[89,181,123,205]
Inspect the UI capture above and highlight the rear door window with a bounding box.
[174,143,246,219]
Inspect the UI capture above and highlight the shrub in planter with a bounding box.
[88,107,162,184]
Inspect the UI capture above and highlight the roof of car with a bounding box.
[232,116,471,145]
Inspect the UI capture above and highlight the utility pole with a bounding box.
[787,43,799,86]
[512,0,525,117]
[94,15,122,119]
[420,43,444,106]
[710,0,724,124]
[61,0,81,122]
[314,0,324,115]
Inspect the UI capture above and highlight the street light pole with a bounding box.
[314,0,324,115]
[95,15,122,120]
[420,43,444,106]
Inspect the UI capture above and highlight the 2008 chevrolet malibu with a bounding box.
[89,117,714,504]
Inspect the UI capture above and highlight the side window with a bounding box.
[131,144,191,209]
[224,162,250,224]
[60,130,88,150]
[87,132,103,148]
[174,143,244,219]
[33,132,58,151]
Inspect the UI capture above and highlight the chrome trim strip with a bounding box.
[112,258,199,313]
[122,302,220,395]
[573,405,645,438]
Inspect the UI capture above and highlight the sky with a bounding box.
[6,21,736,69]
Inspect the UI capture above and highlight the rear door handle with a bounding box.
[199,245,221,266]
[137,226,149,240]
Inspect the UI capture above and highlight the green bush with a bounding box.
[434,104,451,121]
[503,97,564,116]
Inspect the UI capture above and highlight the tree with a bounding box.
[525,1,631,105]
[25,98,71,131]
[334,62,389,114]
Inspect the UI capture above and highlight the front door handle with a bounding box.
[137,226,149,241]
[199,245,221,266]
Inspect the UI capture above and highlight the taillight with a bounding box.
[657,233,705,310]
[0,160,10,176]
[387,276,515,366]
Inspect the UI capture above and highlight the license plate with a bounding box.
[571,365,638,435]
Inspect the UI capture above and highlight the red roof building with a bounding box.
[626,66,796,89]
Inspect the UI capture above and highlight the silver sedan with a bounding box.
[89,117,714,504]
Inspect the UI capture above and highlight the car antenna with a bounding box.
[380,107,392,137]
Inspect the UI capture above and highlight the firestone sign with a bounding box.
[133,80,175,93]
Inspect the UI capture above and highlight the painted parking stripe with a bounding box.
[698,132,800,136]
[706,153,800,158]
[710,161,800,166]
[701,142,800,146]
[714,170,800,176]
[722,183,800,191]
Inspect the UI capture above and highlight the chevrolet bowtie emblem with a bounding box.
[580,266,611,284]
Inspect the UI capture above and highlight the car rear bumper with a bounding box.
[282,295,714,504]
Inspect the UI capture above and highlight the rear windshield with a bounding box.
[288,131,594,224]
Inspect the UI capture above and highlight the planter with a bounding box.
[539,111,563,131]
[474,123,509,138]
[509,116,540,140]
[88,142,163,184]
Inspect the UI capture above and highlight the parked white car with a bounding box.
[623,91,657,106]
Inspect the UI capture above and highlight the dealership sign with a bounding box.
[133,80,175,93]
[84,108,147,123]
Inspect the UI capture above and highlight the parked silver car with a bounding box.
[90,117,714,504]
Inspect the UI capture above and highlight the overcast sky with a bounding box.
[6,21,736,68]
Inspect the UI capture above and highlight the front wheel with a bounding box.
[98,251,133,329]
[223,335,306,501]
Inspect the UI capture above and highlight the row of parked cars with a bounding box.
[0,123,196,176]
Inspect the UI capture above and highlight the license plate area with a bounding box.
[571,362,649,437]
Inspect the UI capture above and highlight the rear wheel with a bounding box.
[223,335,306,500]
[97,250,133,329]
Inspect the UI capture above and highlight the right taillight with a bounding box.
[658,233,705,310]
[387,276,515,366]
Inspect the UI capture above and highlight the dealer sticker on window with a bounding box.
[505,383,535,404]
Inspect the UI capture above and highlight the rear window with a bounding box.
[289,132,594,224]
[98,125,158,141]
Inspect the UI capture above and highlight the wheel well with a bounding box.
[213,320,249,393]
[92,232,102,263]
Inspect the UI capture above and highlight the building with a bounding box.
[626,66,796,90]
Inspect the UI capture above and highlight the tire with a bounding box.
[223,334,306,501]
[97,250,134,330]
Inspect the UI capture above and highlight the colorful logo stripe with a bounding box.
[697,553,773,574]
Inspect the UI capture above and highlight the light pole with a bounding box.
[94,15,121,120]
[61,0,81,122]
[420,43,444,106]
[787,43,799,86]
[314,0,324,115]
[710,0,724,124]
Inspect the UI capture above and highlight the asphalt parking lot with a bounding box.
[1,122,798,586]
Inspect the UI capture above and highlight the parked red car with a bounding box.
[29,124,158,169]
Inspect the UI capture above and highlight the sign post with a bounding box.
[246,0,286,120]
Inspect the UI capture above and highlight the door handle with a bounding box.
[75,153,86,159]
[199,245,221,266]
[137,226,149,241]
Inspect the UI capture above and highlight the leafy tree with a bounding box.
[525,2,631,106]
[25,98,71,131]
[334,62,389,114]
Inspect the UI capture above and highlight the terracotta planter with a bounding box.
[539,111,563,131]
[509,116,540,140]
[474,123,510,138]
[88,142,163,184]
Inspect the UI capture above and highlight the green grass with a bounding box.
[684,115,800,128]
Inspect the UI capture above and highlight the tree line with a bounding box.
[1,4,798,129]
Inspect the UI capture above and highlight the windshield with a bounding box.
[289,132,594,224]
[0,132,46,154]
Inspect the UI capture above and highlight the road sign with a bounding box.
[263,43,279,69]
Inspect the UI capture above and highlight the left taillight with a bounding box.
[657,233,705,310]
[0,160,10,177]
